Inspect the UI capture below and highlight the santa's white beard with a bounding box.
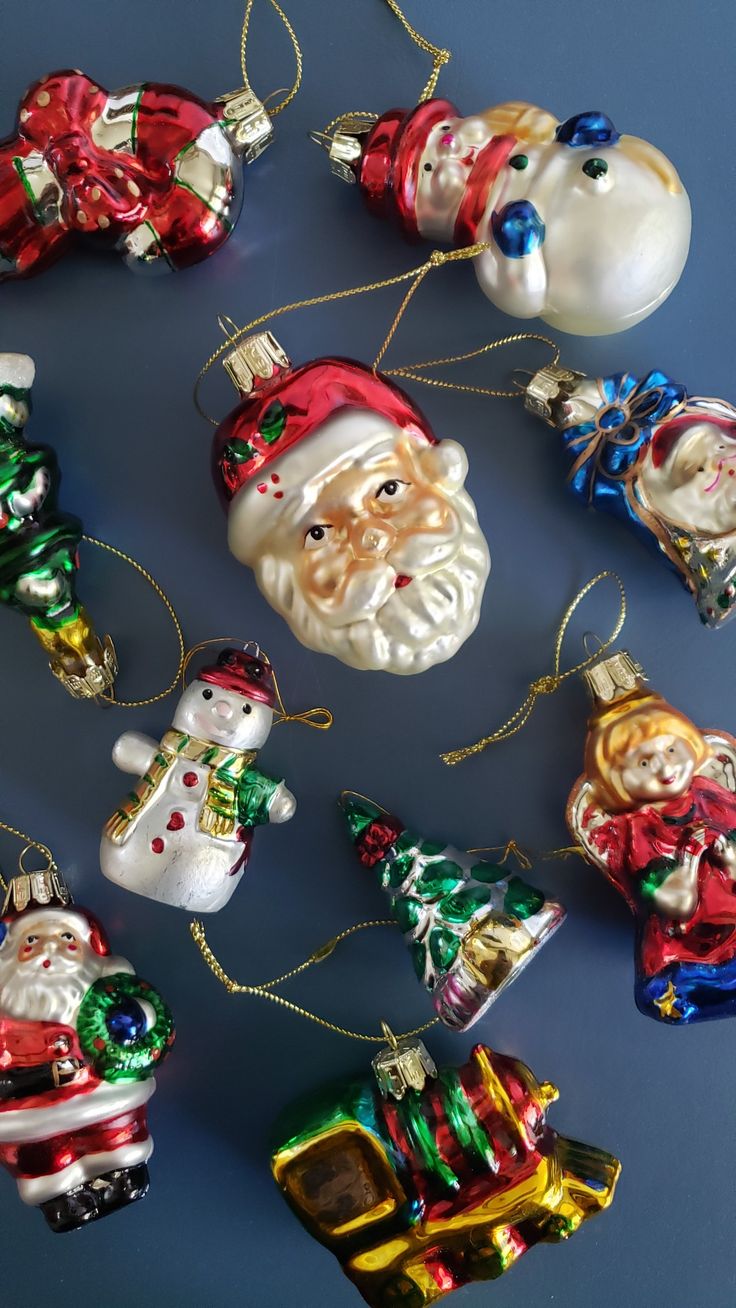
[0,952,128,1026]
[255,488,490,673]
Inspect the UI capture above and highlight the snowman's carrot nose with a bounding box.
[213,700,233,719]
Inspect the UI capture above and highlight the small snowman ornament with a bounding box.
[101,648,296,913]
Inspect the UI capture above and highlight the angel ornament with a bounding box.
[568,650,736,1023]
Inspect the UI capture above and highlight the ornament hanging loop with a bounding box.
[181,637,333,731]
[441,571,627,766]
[83,537,185,711]
[386,332,561,402]
[238,0,303,118]
[380,1020,399,1050]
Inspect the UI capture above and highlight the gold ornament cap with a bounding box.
[216,88,274,164]
[372,1026,437,1101]
[223,332,291,397]
[582,649,648,710]
[2,868,71,917]
[524,364,586,426]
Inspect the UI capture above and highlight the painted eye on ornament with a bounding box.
[423,162,433,172]
[303,524,334,550]
[640,760,649,768]
[509,154,529,171]
[376,479,409,502]
[202,688,213,700]
[60,932,74,941]
[582,157,609,180]
[242,703,252,715]
[25,935,37,944]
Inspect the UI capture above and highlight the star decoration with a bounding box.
[654,980,683,1020]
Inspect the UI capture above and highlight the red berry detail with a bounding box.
[257,483,267,494]
[151,837,165,854]
[183,771,199,787]
[152,1047,161,1059]
[167,811,185,831]
[271,473,280,483]
[93,1037,106,1051]
[274,490,284,499]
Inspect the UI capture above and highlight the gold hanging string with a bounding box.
[82,537,185,710]
[543,845,587,862]
[466,839,533,871]
[239,0,302,117]
[0,820,58,893]
[385,332,561,401]
[190,918,438,1043]
[441,571,627,766]
[181,636,332,730]
[381,0,451,102]
[339,788,389,815]
[195,243,488,425]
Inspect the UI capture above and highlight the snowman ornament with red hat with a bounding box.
[101,646,297,913]
[317,98,691,336]
[210,332,490,675]
[0,867,174,1233]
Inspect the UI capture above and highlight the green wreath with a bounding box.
[77,973,175,1084]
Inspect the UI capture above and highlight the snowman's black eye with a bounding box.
[509,153,528,170]
[582,157,608,180]
[423,162,432,172]
[243,703,252,715]
[202,688,213,700]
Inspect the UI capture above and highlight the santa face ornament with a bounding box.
[568,650,736,1023]
[212,333,490,674]
[0,870,174,1232]
[0,70,273,281]
[524,365,736,628]
[319,100,690,335]
[101,648,296,913]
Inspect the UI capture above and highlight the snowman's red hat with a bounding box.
[212,353,437,565]
[355,98,459,235]
[198,648,277,709]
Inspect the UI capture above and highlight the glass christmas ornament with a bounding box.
[524,364,736,628]
[316,99,690,336]
[211,332,490,675]
[568,649,736,1023]
[101,646,299,913]
[342,794,564,1030]
[0,869,174,1232]
[0,353,116,698]
[272,1033,620,1306]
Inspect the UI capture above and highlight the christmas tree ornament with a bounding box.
[341,792,564,1031]
[0,353,185,701]
[271,1031,620,1306]
[312,0,690,336]
[568,649,736,1024]
[0,823,174,1233]
[197,247,508,674]
[101,642,331,913]
[0,0,301,281]
[523,362,736,628]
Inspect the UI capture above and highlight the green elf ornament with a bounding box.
[0,353,115,697]
[341,794,564,1031]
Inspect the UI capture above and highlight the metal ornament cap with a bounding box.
[582,649,648,709]
[49,633,118,701]
[2,868,72,917]
[215,87,274,164]
[372,1031,437,1101]
[223,331,291,396]
[524,364,586,426]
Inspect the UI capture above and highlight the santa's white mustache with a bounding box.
[308,528,462,627]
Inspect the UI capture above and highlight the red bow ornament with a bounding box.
[0,70,271,280]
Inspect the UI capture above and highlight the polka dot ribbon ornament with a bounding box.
[313,2,690,335]
[0,866,174,1234]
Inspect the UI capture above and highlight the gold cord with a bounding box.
[441,571,627,766]
[382,0,451,102]
[195,243,488,426]
[190,918,438,1043]
[386,332,561,401]
[0,820,58,893]
[82,536,185,710]
[543,845,587,862]
[466,839,533,871]
[181,636,332,730]
[239,0,302,116]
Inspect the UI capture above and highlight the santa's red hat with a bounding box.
[212,344,438,566]
[197,647,277,709]
[354,98,459,235]
[649,411,736,469]
[0,872,110,955]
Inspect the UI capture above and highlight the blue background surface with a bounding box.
[1,1,735,1304]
